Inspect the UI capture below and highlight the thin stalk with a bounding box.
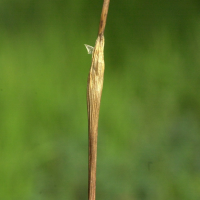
[98,0,110,36]
[87,1,110,200]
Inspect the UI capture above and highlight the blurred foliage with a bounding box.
[0,0,200,199]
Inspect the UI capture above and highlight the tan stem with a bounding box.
[98,0,110,36]
[87,36,105,200]
[87,1,110,200]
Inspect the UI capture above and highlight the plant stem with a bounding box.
[98,0,110,36]
[87,1,110,200]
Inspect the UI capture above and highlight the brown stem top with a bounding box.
[98,0,110,36]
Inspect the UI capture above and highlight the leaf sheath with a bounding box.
[87,35,105,200]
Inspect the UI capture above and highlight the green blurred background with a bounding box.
[0,0,200,199]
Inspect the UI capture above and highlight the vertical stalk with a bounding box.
[87,1,110,200]
[98,0,110,36]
